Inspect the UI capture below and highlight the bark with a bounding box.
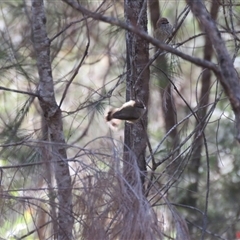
[124,0,149,187]
[40,117,58,238]
[31,0,73,239]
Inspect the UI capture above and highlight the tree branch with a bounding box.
[62,0,219,73]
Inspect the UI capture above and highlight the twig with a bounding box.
[0,86,38,97]
[58,41,90,109]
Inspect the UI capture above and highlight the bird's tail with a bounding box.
[105,107,121,130]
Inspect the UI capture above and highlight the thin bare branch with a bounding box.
[0,86,38,97]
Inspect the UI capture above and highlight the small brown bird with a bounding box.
[105,100,146,127]
[154,17,173,42]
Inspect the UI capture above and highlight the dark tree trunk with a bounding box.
[124,0,150,188]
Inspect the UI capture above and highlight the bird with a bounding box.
[105,100,146,128]
[154,17,173,43]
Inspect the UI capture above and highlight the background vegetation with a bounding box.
[0,0,240,239]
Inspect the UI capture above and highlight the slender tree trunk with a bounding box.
[150,3,180,175]
[186,0,220,208]
[31,0,73,239]
[124,0,150,187]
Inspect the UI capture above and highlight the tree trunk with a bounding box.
[31,0,73,239]
[124,0,150,188]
